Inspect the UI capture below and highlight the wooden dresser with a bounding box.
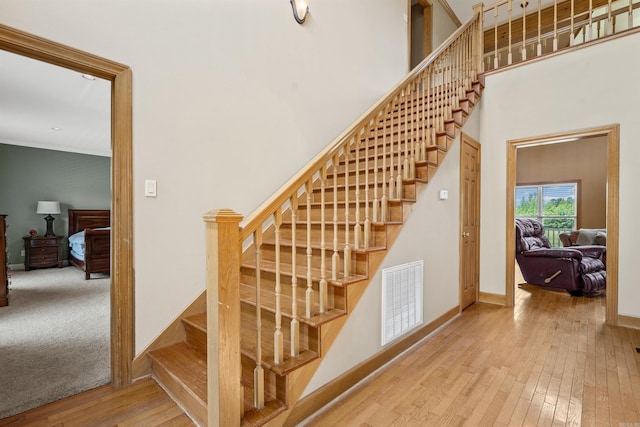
[24,235,63,271]
[1,215,8,307]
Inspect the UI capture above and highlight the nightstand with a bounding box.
[23,235,63,270]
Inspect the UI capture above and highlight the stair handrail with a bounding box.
[239,7,483,240]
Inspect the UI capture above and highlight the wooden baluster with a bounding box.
[553,0,559,50]
[364,124,371,249]
[537,0,542,56]
[388,99,396,200]
[396,92,403,199]
[494,6,499,69]
[290,195,299,357]
[427,65,433,150]
[305,179,314,319]
[331,154,339,280]
[403,86,410,180]
[607,0,613,35]
[344,139,352,278]
[381,108,388,222]
[354,133,361,250]
[508,0,513,65]
[522,0,527,61]
[373,118,380,223]
[588,0,593,41]
[570,0,575,46]
[411,80,417,179]
[253,229,264,409]
[319,167,327,313]
[420,70,429,162]
[273,211,283,364]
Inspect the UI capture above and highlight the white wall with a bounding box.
[303,109,481,396]
[478,32,640,318]
[0,0,409,352]
[433,0,460,48]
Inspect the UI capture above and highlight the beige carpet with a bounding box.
[0,266,110,419]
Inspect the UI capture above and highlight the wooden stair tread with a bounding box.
[242,258,368,286]
[149,342,207,403]
[241,345,319,376]
[241,399,287,427]
[261,237,387,254]
[182,313,206,332]
[239,282,346,327]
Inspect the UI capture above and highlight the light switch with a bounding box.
[439,189,449,200]
[145,179,157,197]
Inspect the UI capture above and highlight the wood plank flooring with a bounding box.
[0,379,194,427]
[302,285,640,426]
[1,285,638,426]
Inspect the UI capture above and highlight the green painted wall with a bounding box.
[0,144,110,266]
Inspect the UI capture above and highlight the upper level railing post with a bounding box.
[203,208,243,427]
[473,3,484,74]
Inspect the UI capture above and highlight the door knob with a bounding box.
[462,232,470,238]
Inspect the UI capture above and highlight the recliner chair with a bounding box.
[515,218,606,295]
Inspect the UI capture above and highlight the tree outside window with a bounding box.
[515,183,577,247]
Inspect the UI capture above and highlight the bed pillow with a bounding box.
[68,231,86,253]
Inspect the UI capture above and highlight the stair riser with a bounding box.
[241,353,287,405]
[278,222,389,249]
[310,183,416,203]
[325,164,435,188]
[183,321,207,355]
[241,305,320,372]
[241,267,347,311]
[293,201,405,223]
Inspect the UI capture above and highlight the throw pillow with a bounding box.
[576,229,598,245]
[595,232,607,246]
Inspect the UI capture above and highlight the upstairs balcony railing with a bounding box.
[483,0,640,72]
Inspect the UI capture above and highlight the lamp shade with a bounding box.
[36,201,61,215]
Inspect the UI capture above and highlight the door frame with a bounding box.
[505,125,619,325]
[0,24,134,384]
[459,133,481,310]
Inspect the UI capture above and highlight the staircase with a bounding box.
[146,8,485,427]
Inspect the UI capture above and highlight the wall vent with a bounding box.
[381,260,423,346]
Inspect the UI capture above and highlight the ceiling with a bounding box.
[0,49,111,158]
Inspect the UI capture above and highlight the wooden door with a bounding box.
[460,134,480,310]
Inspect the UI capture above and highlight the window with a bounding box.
[515,183,577,247]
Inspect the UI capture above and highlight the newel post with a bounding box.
[203,209,243,427]
[473,3,485,73]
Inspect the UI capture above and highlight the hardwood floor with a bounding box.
[0,379,194,426]
[302,285,640,426]
[1,285,638,426]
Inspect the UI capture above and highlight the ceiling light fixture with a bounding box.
[81,73,97,80]
[290,0,309,24]
[51,127,62,131]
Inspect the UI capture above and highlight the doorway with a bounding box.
[505,125,619,324]
[0,24,134,384]
[409,0,433,70]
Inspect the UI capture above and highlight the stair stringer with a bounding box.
[260,89,483,427]
[261,158,457,426]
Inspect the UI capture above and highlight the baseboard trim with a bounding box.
[479,291,506,306]
[618,315,640,330]
[285,305,459,426]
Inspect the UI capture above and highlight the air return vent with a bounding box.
[381,260,423,346]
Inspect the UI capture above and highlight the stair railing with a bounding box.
[483,0,640,72]
[205,5,484,424]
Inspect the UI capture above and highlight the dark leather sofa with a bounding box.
[515,218,606,295]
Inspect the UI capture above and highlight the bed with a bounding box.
[68,209,111,280]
